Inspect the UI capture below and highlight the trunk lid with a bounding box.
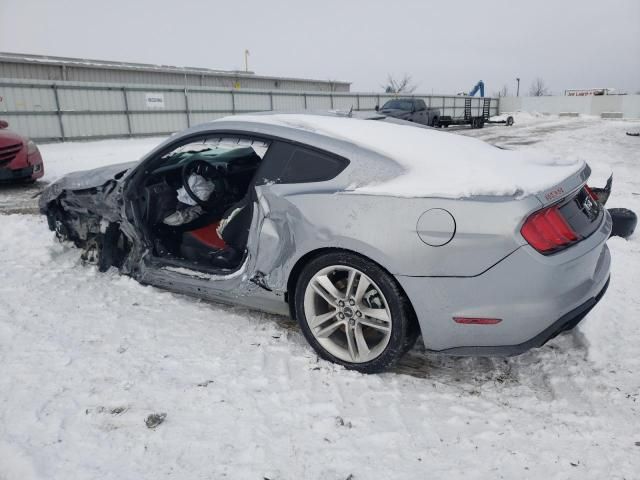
[522,163,605,254]
[534,162,591,207]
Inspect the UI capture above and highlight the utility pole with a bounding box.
[244,49,250,72]
[516,77,520,97]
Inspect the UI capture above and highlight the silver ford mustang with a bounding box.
[39,113,612,373]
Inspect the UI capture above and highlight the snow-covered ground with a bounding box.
[1,115,639,479]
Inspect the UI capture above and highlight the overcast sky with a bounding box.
[1,0,639,95]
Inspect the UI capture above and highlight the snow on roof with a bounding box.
[223,114,584,198]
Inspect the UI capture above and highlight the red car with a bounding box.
[0,120,44,183]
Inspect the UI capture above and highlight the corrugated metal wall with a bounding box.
[0,60,350,92]
[0,79,500,141]
[0,62,65,81]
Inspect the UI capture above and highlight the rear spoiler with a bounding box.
[535,163,591,206]
[535,163,613,207]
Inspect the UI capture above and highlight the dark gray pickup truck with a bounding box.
[375,98,441,127]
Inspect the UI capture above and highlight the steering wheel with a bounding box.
[181,159,224,209]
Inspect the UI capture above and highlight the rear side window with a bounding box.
[280,148,348,183]
[257,141,349,185]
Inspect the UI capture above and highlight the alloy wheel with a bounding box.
[303,265,392,363]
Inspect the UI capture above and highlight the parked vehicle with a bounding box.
[438,97,514,129]
[375,98,441,127]
[0,120,44,183]
[40,113,613,373]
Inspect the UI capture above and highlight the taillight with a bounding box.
[521,205,579,254]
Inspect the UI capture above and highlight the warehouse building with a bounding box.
[0,52,350,92]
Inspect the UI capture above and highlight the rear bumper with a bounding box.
[397,210,612,354]
[436,276,609,356]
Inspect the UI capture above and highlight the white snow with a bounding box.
[38,137,166,183]
[223,114,584,198]
[1,115,639,479]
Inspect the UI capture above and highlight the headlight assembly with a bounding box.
[27,139,39,155]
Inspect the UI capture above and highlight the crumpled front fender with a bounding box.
[38,161,137,212]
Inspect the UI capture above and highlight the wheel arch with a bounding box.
[285,247,420,335]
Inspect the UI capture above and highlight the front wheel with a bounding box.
[293,252,418,373]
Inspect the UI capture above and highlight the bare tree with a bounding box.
[492,84,510,97]
[529,78,549,97]
[382,74,417,94]
[326,79,339,92]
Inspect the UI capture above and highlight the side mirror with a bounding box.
[374,105,379,112]
[0,120,8,129]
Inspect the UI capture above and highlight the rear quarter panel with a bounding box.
[255,183,543,289]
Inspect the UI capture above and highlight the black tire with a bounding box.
[608,208,637,239]
[431,117,439,128]
[472,118,484,129]
[293,251,419,373]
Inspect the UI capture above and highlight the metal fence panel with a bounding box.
[58,88,125,111]
[234,92,270,111]
[358,95,379,110]
[130,112,188,135]
[62,113,129,138]
[332,95,358,110]
[125,90,186,111]
[0,85,57,111]
[4,114,60,139]
[189,112,227,126]
[188,91,233,111]
[272,93,305,110]
[306,95,332,110]
[0,79,506,141]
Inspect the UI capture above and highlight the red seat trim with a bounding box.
[186,222,226,249]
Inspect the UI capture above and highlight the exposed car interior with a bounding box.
[138,137,269,271]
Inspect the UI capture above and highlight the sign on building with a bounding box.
[565,88,614,96]
[145,93,165,108]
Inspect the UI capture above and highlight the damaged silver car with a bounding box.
[40,113,613,373]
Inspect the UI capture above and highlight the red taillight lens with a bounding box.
[521,205,579,254]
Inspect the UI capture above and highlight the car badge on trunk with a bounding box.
[582,194,598,220]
